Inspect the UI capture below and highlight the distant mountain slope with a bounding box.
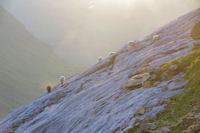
[0,6,79,118]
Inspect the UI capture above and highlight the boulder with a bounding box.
[138,123,156,133]
[124,73,151,90]
[183,124,200,133]
[170,64,178,70]
[151,127,171,133]
[143,81,152,88]
[153,81,160,87]
[195,113,200,119]
[136,107,145,115]
[162,86,168,92]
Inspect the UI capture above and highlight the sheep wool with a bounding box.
[109,52,116,56]
[60,76,66,85]
[153,35,160,41]
[98,56,103,62]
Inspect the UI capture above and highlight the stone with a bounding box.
[124,73,151,89]
[135,122,140,127]
[134,119,142,128]
[183,123,200,133]
[187,112,195,120]
[136,108,145,115]
[153,81,160,87]
[143,81,152,88]
[138,123,156,133]
[193,107,198,111]
[170,110,175,115]
[151,127,171,133]
[162,86,168,92]
[151,74,157,80]
[141,63,149,67]
[170,64,178,70]
[163,99,171,104]
[195,113,200,119]
[181,112,195,120]
[174,119,184,127]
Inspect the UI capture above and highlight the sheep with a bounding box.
[98,56,103,62]
[128,41,136,46]
[59,76,66,86]
[109,51,116,56]
[128,40,138,47]
[152,35,160,41]
[46,84,52,93]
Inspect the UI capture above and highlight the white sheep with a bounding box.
[59,76,66,86]
[128,40,138,47]
[98,56,103,62]
[152,35,160,41]
[128,41,135,45]
[109,51,116,56]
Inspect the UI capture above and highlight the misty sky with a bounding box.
[0,0,199,65]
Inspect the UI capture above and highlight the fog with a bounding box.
[0,0,199,65]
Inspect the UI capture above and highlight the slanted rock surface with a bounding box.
[123,73,150,90]
[0,8,200,133]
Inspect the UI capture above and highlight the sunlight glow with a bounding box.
[88,0,137,8]
[115,0,136,5]
[88,0,156,9]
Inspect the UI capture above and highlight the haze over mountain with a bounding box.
[1,8,200,133]
[0,0,199,65]
[0,6,79,118]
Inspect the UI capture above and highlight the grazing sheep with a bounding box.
[128,41,135,46]
[128,40,138,47]
[152,35,160,41]
[46,84,52,93]
[60,76,66,86]
[109,51,116,56]
[98,56,103,62]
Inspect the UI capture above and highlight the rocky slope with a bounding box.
[0,6,79,118]
[0,8,200,133]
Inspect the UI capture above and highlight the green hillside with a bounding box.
[0,6,79,118]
